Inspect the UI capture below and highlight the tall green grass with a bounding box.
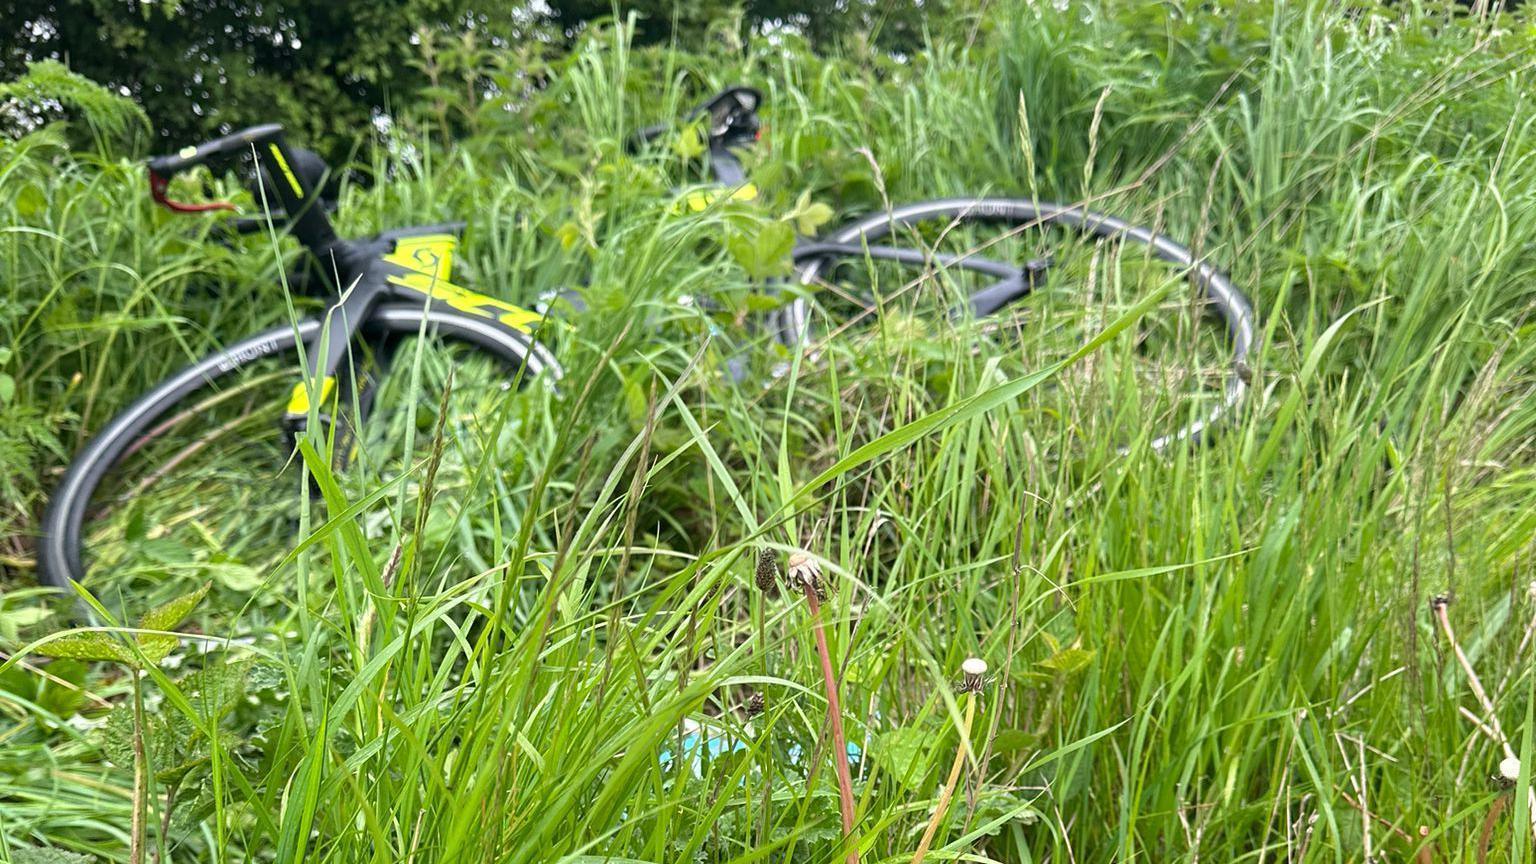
[4,1,1536,861]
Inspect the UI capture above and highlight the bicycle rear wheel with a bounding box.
[38,303,556,622]
[779,198,1256,452]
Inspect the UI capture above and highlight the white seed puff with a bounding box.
[960,657,988,692]
[1501,756,1521,781]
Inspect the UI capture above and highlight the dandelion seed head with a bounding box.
[1501,756,1521,781]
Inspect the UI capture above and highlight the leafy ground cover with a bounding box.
[4,2,1536,861]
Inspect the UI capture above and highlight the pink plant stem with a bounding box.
[803,584,859,864]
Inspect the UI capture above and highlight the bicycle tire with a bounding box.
[778,198,1257,451]
[38,303,558,596]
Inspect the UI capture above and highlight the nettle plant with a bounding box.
[15,584,284,863]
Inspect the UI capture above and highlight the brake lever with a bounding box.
[148,170,238,214]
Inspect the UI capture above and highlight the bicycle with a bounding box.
[655,98,1257,451]
[38,83,1257,620]
[36,88,769,617]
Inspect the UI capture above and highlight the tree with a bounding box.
[0,0,532,158]
[543,0,944,51]
[2,0,947,157]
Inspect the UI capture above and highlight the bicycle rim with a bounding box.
[778,198,1256,453]
[38,303,555,623]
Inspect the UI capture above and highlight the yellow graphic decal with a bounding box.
[679,183,759,214]
[383,234,456,282]
[268,144,305,198]
[382,233,542,334]
[386,270,543,334]
[286,375,335,416]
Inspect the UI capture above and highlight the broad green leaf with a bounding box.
[742,292,782,313]
[1039,647,1096,675]
[170,786,219,834]
[123,499,147,544]
[99,700,205,781]
[154,729,242,785]
[138,581,211,633]
[136,581,211,663]
[992,729,1036,754]
[181,659,263,719]
[37,659,88,717]
[136,635,179,664]
[0,603,52,642]
[794,201,834,235]
[972,791,1043,836]
[0,658,86,717]
[786,190,834,235]
[875,725,933,780]
[725,220,796,279]
[15,183,46,219]
[34,633,135,664]
[670,122,706,160]
[11,845,95,864]
[206,560,263,593]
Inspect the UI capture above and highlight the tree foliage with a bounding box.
[544,0,943,49]
[1,0,530,156]
[2,0,944,158]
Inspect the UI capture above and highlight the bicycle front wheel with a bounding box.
[38,303,556,622]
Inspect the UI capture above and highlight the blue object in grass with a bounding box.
[659,730,748,777]
[788,740,863,766]
[659,729,863,775]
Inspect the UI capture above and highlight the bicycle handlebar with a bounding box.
[146,123,286,176]
[146,122,338,251]
[630,86,763,150]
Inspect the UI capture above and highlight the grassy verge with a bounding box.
[4,2,1536,861]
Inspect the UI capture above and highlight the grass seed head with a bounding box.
[755,547,779,592]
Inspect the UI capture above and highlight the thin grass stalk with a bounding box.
[911,658,986,864]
